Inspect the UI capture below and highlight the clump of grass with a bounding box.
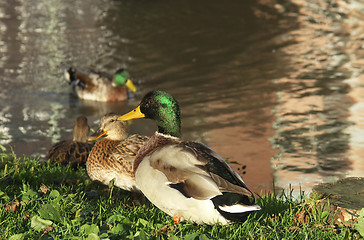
[0,152,361,239]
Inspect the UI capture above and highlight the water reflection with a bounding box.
[271,0,364,194]
[0,0,118,157]
[341,1,364,178]
[0,0,363,195]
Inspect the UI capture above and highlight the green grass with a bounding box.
[0,151,362,240]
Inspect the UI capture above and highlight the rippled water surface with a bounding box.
[1,0,363,195]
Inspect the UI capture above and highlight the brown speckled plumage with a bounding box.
[47,116,93,168]
[86,113,148,191]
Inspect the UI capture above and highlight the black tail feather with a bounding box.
[65,67,77,84]
[211,192,258,222]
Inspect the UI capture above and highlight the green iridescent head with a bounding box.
[112,69,137,92]
[141,90,181,137]
[118,90,181,138]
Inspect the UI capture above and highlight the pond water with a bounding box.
[0,0,363,196]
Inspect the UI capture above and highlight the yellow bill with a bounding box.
[117,105,145,121]
[125,79,137,92]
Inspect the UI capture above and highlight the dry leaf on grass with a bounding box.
[153,224,174,235]
[40,185,50,195]
[4,202,20,212]
[43,225,54,234]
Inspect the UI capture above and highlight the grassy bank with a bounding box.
[0,151,363,239]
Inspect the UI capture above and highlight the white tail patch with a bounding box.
[219,204,261,213]
[64,69,71,81]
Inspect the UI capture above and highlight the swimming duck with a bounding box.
[117,90,260,225]
[64,67,137,102]
[47,115,93,169]
[87,112,149,191]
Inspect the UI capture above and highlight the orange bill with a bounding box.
[88,129,107,141]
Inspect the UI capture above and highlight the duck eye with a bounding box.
[147,99,154,105]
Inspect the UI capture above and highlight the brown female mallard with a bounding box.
[87,112,148,191]
[117,90,260,225]
[47,115,93,168]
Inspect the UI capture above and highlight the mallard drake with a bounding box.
[47,115,93,169]
[117,90,260,225]
[87,112,149,191]
[64,67,137,102]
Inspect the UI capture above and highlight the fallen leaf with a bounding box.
[40,186,50,195]
[293,210,309,225]
[31,215,53,232]
[43,225,54,234]
[4,202,20,212]
[154,224,174,235]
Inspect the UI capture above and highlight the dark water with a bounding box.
[0,0,363,195]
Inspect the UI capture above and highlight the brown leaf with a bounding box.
[43,225,54,234]
[153,224,174,235]
[293,209,309,225]
[40,185,50,195]
[4,202,20,212]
